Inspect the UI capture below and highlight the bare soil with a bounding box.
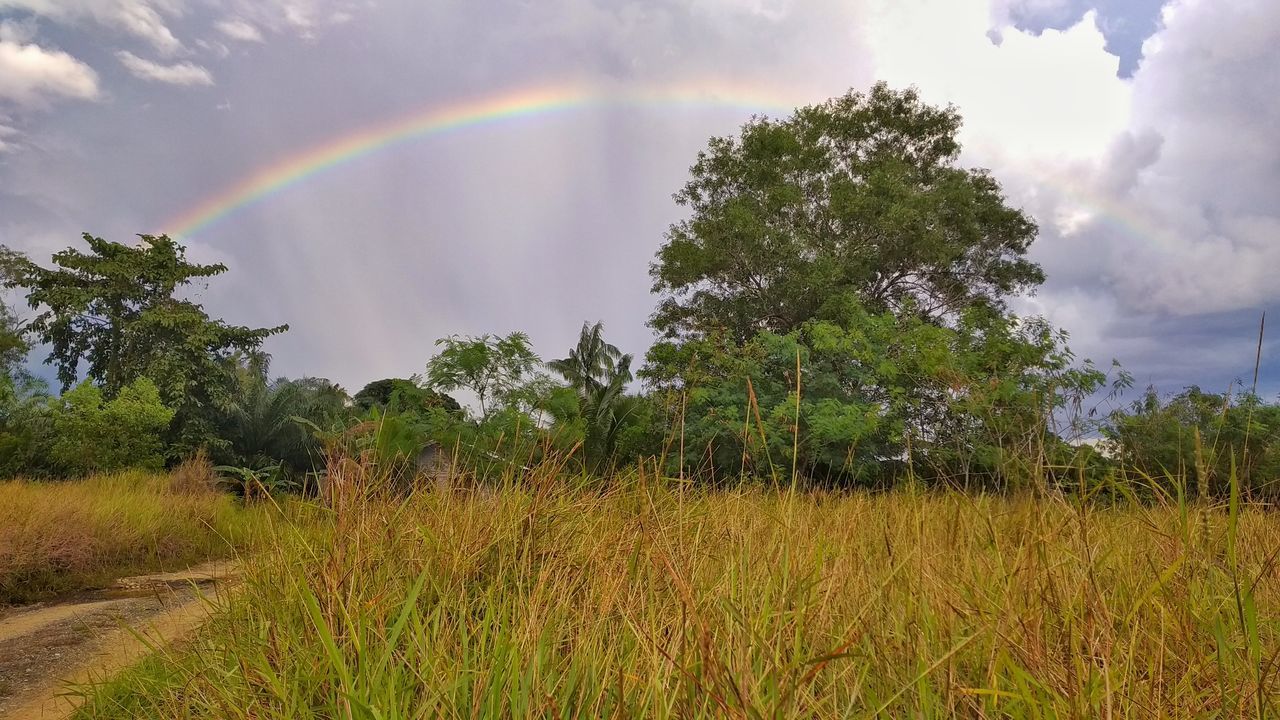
[0,560,237,720]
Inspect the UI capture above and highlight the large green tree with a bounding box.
[650,83,1042,343]
[1,234,286,456]
[644,84,1100,486]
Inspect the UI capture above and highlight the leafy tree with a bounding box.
[0,274,51,475]
[0,294,45,474]
[0,294,33,416]
[548,321,636,470]
[0,294,26,381]
[353,377,461,417]
[1106,387,1280,499]
[1,234,287,456]
[644,300,1105,488]
[641,84,1100,486]
[650,82,1042,343]
[45,378,174,475]
[425,333,539,420]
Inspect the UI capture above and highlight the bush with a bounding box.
[46,378,174,475]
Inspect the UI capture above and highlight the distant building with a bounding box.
[415,442,454,492]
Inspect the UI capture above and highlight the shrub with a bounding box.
[46,378,174,475]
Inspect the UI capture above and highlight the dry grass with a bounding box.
[75,464,1280,719]
[0,465,258,603]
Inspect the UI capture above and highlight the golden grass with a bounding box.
[76,469,1280,718]
[0,470,258,603]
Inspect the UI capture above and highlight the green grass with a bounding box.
[73,467,1280,719]
[0,469,262,603]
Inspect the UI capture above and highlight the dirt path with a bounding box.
[0,560,238,720]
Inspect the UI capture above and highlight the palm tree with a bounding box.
[221,352,348,475]
[550,322,634,470]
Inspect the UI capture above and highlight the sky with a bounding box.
[1,0,1278,407]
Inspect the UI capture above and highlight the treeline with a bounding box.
[1,83,1276,499]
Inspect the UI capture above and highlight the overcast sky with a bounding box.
[1,0,1277,404]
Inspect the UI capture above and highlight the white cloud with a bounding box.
[196,38,230,58]
[866,4,1129,165]
[215,17,263,43]
[116,50,213,86]
[0,0,183,54]
[862,0,1280,383]
[226,0,367,37]
[0,38,100,108]
[1040,0,1280,317]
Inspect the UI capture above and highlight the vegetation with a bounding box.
[425,332,540,422]
[649,83,1041,343]
[1107,386,1280,500]
[547,321,637,471]
[75,458,1280,718]
[45,378,174,474]
[0,235,287,461]
[0,460,262,603]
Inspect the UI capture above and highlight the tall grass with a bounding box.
[77,460,1280,718]
[0,467,260,603]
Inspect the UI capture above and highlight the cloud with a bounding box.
[0,17,38,43]
[215,18,263,43]
[866,5,1128,165]
[1051,0,1279,317]
[224,0,366,38]
[0,0,183,54]
[0,38,100,108]
[116,50,213,85]
[963,0,1280,387]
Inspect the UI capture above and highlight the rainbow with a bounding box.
[163,80,1174,253]
[162,81,808,239]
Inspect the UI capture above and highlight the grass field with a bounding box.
[73,465,1280,719]
[0,465,261,603]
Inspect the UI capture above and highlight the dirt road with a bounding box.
[0,561,237,720]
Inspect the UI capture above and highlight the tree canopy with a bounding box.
[650,83,1042,343]
[1,234,287,454]
[4,85,1265,499]
[353,378,461,417]
[425,333,539,420]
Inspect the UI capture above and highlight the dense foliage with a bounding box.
[1107,386,1280,500]
[650,82,1042,343]
[1,235,286,457]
